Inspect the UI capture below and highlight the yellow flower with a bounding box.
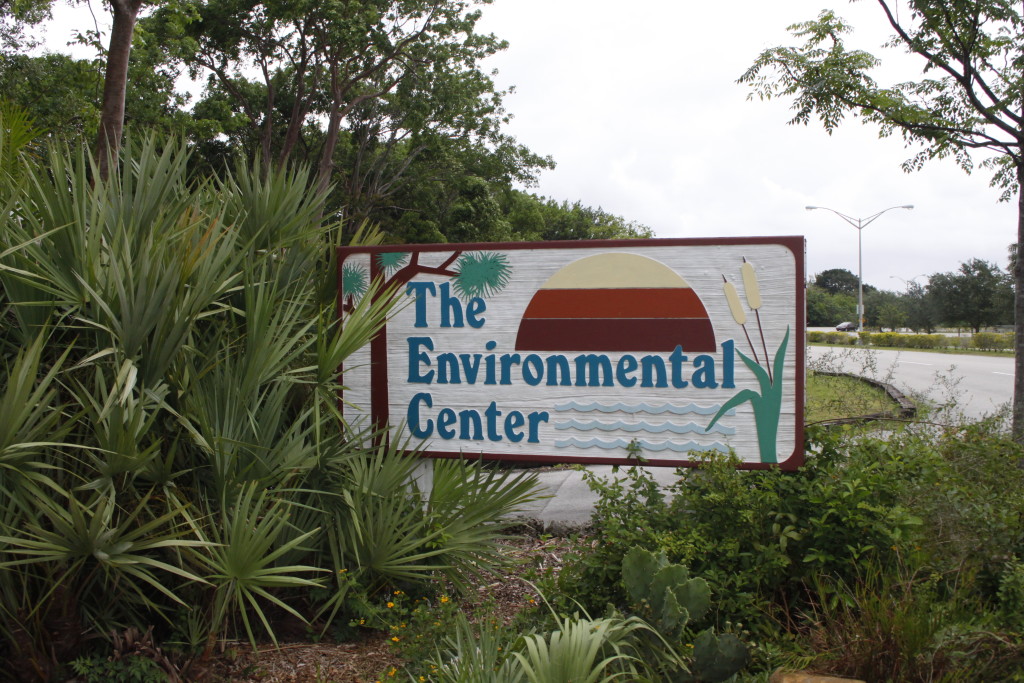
[439,595,449,603]
[391,636,400,642]
[387,601,395,608]
[388,667,398,677]
[394,590,403,595]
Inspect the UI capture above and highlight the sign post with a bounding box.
[339,237,805,469]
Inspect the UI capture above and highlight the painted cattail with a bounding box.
[741,258,762,309]
[723,276,746,325]
[742,257,773,382]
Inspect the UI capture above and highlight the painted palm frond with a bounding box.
[341,263,369,299]
[376,251,408,274]
[453,251,511,298]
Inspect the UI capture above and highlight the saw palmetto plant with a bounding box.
[0,117,541,678]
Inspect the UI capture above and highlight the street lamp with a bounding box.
[806,204,914,332]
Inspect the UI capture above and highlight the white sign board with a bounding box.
[339,237,805,469]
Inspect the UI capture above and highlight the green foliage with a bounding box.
[805,371,897,425]
[424,611,523,683]
[503,193,655,242]
[514,613,648,683]
[70,653,166,683]
[742,0,1024,428]
[810,330,1012,352]
[553,420,1024,678]
[0,135,543,675]
[557,436,923,640]
[621,548,749,682]
[813,268,864,297]
[370,589,463,664]
[622,548,711,638]
[420,606,660,683]
[802,561,1024,681]
[805,284,855,327]
[928,259,1013,333]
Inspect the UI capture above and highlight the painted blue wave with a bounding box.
[554,438,731,453]
[553,420,735,435]
[554,401,734,416]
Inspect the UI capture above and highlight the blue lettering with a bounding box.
[721,339,735,388]
[407,337,434,383]
[407,393,433,438]
[616,355,638,387]
[406,282,435,328]
[691,355,718,388]
[522,354,544,385]
[466,297,486,328]
[439,282,463,328]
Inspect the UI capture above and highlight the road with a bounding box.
[808,346,1013,420]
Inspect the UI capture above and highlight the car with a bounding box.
[835,321,858,332]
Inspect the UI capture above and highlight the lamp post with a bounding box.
[806,204,914,332]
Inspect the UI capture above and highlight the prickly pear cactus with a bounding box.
[690,628,749,682]
[621,547,749,682]
[621,547,710,638]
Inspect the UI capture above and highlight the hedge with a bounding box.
[807,330,1013,351]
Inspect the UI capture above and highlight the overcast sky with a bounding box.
[475,0,1018,290]
[40,0,1018,291]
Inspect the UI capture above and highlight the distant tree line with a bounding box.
[807,259,1014,334]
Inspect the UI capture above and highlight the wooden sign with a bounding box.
[338,237,805,469]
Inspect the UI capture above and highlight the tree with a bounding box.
[740,1,1024,438]
[901,279,939,333]
[806,283,856,326]
[0,53,101,142]
[813,268,872,297]
[864,288,904,330]
[2,0,160,179]
[0,0,51,53]
[928,258,1013,333]
[146,0,552,232]
[95,0,147,179]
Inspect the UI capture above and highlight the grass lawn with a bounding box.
[806,370,898,424]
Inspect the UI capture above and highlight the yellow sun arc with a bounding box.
[539,253,691,290]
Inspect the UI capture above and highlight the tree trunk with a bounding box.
[315,59,345,200]
[1014,162,1024,441]
[95,0,143,181]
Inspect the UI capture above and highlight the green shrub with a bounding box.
[820,331,856,345]
[0,135,543,673]
[555,430,923,640]
[903,333,947,349]
[70,654,166,683]
[802,561,1024,681]
[973,332,1014,351]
